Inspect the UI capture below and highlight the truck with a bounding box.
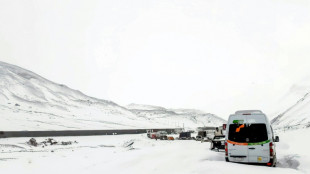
[156,131,168,140]
[179,132,192,140]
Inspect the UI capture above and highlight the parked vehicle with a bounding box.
[151,133,157,139]
[196,135,202,141]
[156,131,168,140]
[210,135,225,151]
[167,136,174,140]
[179,132,192,140]
[225,110,279,167]
[147,130,167,140]
[196,131,206,141]
[147,130,152,138]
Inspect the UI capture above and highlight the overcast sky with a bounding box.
[1,0,310,119]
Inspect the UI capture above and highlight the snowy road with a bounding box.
[0,130,308,174]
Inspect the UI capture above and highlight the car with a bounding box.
[225,110,279,167]
[210,135,225,151]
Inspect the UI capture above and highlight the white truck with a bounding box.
[225,110,279,167]
[156,131,168,140]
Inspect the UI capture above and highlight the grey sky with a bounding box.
[1,0,310,118]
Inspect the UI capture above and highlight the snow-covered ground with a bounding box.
[0,128,309,174]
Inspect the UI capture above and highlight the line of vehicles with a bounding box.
[146,110,279,167]
[147,130,171,140]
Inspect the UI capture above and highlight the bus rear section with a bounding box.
[225,111,273,165]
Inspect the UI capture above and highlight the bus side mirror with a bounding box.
[275,136,279,142]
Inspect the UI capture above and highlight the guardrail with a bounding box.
[0,128,180,138]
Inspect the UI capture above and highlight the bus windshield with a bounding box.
[228,124,268,143]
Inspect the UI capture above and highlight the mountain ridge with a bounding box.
[271,77,310,130]
[0,61,225,130]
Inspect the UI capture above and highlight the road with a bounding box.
[0,128,179,138]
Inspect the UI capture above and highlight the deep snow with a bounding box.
[0,128,309,174]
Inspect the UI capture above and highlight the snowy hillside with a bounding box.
[0,61,224,130]
[271,77,310,130]
[127,103,226,129]
[0,61,161,130]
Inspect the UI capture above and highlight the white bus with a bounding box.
[225,110,279,167]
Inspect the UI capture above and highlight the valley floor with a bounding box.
[0,129,309,174]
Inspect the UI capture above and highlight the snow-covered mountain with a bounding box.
[0,61,225,130]
[0,61,159,130]
[271,77,310,130]
[127,103,226,129]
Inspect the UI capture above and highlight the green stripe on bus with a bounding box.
[248,140,270,146]
[233,120,244,124]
